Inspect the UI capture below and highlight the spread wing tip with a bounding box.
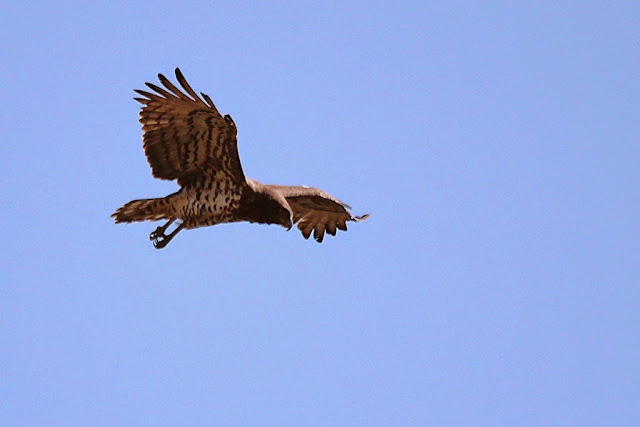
[353,213,370,222]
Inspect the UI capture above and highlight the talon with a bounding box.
[149,226,168,249]
[149,227,163,241]
[153,236,168,249]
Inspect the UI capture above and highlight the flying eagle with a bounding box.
[112,68,368,249]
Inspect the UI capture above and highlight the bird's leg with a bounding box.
[150,220,185,249]
[150,219,175,241]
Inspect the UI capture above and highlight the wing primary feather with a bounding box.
[134,89,165,102]
[175,68,206,106]
[326,222,337,236]
[145,82,177,99]
[314,224,326,242]
[158,73,191,101]
[201,93,220,113]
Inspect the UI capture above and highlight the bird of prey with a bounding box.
[112,68,368,249]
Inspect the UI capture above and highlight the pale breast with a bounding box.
[179,174,244,228]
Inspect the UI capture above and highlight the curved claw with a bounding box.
[152,235,169,249]
[149,227,163,241]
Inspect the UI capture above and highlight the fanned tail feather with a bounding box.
[111,198,174,223]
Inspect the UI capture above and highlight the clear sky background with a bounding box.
[2,2,638,425]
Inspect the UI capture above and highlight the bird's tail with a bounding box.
[111,197,176,223]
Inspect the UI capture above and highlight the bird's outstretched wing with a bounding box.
[134,68,246,187]
[268,185,369,242]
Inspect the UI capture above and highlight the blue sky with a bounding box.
[2,1,638,425]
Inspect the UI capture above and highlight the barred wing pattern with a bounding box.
[134,69,246,187]
[268,185,370,242]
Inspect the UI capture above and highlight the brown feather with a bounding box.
[157,72,191,101]
[175,68,208,107]
[144,82,177,99]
